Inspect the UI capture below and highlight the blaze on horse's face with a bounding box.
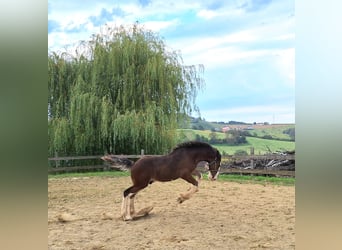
[207,149,221,181]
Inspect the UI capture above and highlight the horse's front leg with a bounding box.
[121,193,137,221]
[122,186,137,221]
[185,169,202,191]
[177,174,199,203]
[192,169,203,183]
[120,194,133,221]
[121,184,147,221]
[130,194,136,215]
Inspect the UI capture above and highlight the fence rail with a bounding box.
[48,155,159,161]
[219,168,295,177]
[48,165,107,173]
[48,154,294,162]
[48,153,158,174]
[222,154,295,161]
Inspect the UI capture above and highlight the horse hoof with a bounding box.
[123,217,133,221]
[122,215,133,221]
[177,197,184,203]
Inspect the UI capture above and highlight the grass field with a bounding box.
[247,124,294,140]
[215,137,295,155]
[177,127,295,155]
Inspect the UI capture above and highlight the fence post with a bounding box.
[141,149,144,156]
[103,151,108,171]
[250,147,254,169]
[55,151,60,168]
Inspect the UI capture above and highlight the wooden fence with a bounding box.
[48,151,156,174]
[48,150,295,177]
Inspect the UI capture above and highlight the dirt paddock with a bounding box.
[48,176,295,249]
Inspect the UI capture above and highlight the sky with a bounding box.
[48,0,295,124]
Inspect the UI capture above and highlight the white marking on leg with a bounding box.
[122,196,131,220]
[213,167,220,180]
[121,196,126,217]
[123,193,135,220]
[125,197,131,220]
[208,171,213,180]
[130,195,135,215]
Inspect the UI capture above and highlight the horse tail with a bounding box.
[101,155,134,171]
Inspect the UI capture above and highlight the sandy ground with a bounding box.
[48,176,295,250]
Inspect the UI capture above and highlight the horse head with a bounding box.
[206,149,221,181]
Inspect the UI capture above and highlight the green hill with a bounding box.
[214,137,295,156]
[176,125,295,156]
[178,116,249,131]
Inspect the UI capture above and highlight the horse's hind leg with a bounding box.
[120,195,136,220]
[130,194,135,214]
[178,174,199,203]
[121,187,134,221]
[121,185,146,221]
[121,192,130,220]
[124,193,136,221]
[121,196,126,218]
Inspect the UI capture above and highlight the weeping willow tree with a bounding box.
[48,24,204,156]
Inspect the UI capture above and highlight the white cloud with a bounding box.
[274,33,295,41]
[167,17,294,75]
[274,48,295,84]
[200,105,295,123]
[186,47,271,69]
[197,9,219,19]
[143,19,180,32]
[175,34,291,70]
[179,30,258,55]
[142,0,201,15]
[49,7,97,29]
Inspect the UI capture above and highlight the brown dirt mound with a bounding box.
[48,176,295,249]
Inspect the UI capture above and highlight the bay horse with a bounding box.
[120,141,221,221]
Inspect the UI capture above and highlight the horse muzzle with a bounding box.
[208,168,220,181]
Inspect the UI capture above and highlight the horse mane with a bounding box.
[171,141,213,153]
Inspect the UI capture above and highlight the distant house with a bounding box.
[222,126,230,132]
